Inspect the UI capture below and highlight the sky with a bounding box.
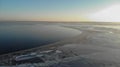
[0,0,120,22]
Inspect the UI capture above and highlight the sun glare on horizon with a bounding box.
[88,4,120,22]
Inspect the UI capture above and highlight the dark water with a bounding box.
[0,21,81,54]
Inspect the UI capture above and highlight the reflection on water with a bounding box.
[0,22,81,54]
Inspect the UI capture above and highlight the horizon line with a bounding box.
[0,20,120,23]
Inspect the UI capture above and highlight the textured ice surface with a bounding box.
[0,22,120,67]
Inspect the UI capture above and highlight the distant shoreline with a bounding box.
[0,21,120,24]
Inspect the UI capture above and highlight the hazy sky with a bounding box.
[0,0,120,22]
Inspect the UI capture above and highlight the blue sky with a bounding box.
[0,0,120,22]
